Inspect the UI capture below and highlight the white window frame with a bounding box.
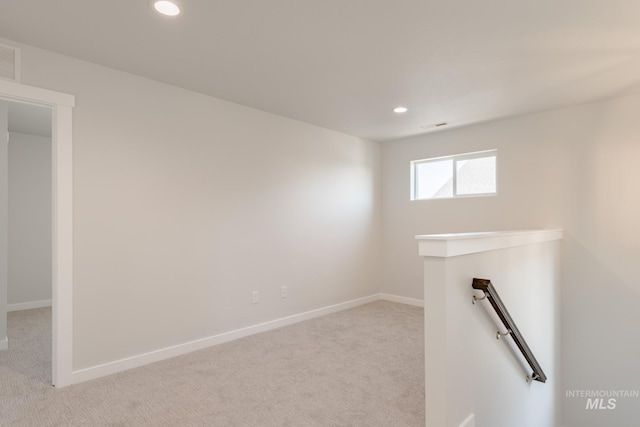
[410,149,497,201]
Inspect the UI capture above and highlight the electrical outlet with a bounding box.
[252,291,259,304]
[281,286,287,298]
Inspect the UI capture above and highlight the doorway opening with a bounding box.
[0,80,74,387]
[3,100,53,384]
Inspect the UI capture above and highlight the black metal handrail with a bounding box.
[472,278,547,383]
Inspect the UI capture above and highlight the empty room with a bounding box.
[1,1,639,426]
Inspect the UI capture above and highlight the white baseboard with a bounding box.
[72,294,380,384]
[0,336,8,351]
[379,293,424,307]
[7,299,52,312]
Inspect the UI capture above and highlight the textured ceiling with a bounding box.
[1,0,640,141]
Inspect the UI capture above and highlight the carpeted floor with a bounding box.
[0,301,424,426]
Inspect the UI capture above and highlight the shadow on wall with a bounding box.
[561,235,640,427]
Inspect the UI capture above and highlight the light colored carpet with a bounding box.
[0,301,424,426]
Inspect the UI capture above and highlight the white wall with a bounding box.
[455,242,561,427]
[421,238,561,427]
[382,116,567,300]
[383,92,640,426]
[1,38,382,372]
[0,101,8,349]
[8,132,52,307]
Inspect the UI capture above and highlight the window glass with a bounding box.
[456,156,496,195]
[411,150,497,200]
[415,159,453,199]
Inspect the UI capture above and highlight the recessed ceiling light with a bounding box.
[393,106,408,113]
[152,0,181,16]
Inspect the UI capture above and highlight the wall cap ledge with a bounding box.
[416,229,563,258]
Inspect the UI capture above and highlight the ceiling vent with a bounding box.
[0,43,21,83]
[420,122,448,130]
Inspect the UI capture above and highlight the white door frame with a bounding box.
[0,79,74,387]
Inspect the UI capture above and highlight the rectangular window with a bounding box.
[411,150,497,200]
